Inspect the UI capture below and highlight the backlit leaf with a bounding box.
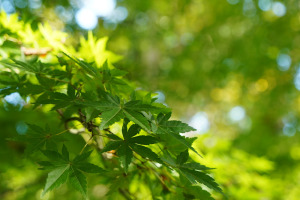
[69,167,87,198]
[42,164,70,196]
[118,144,133,173]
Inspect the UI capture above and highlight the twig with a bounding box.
[21,46,52,56]
[118,188,134,200]
[79,135,94,154]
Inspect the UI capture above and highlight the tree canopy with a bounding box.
[1,0,300,200]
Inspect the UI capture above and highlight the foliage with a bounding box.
[0,12,222,199]
[102,1,300,199]
[2,0,300,199]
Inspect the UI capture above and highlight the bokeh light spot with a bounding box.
[294,66,300,91]
[4,92,25,110]
[277,54,291,71]
[283,123,296,137]
[154,91,165,103]
[2,0,15,13]
[16,121,28,135]
[15,0,27,8]
[85,0,116,18]
[189,112,210,134]
[229,106,246,122]
[258,0,272,11]
[55,6,73,23]
[28,0,41,9]
[75,7,98,30]
[75,0,126,29]
[272,2,286,17]
[255,79,269,92]
[111,6,128,22]
[243,0,256,17]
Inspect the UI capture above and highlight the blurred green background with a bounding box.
[1,0,300,199]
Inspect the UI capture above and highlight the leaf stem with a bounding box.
[54,123,83,136]
[79,135,94,154]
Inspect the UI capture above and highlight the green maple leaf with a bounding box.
[176,149,189,165]
[0,69,20,92]
[170,150,222,195]
[122,100,160,133]
[99,107,122,128]
[80,93,158,132]
[153,113,196,134]
[122,109,150,133]
[63,53,99,79]
[42,164,70,196]
[35,91,78,110]
[151,113,200,156]
[39,145,105,198]
[69,167,87,197]
[101,61,129,92]
[171,186,215,200]
[1,59,39,73]
[162,150,217,199]
[15,124,65,155]
[67,83,76,99]
[184,186,215,200]
[174,150,214,171]
[117,144,133,173]
[1,59,63,90]
[180,168,224,195]
[101,120,160,173]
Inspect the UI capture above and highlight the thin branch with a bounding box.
[56,109,64,118]
[118,188,135,200]
[79,135,94,154]
[54,123,83,136]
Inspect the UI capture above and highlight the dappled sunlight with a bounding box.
[1,0,300,199]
